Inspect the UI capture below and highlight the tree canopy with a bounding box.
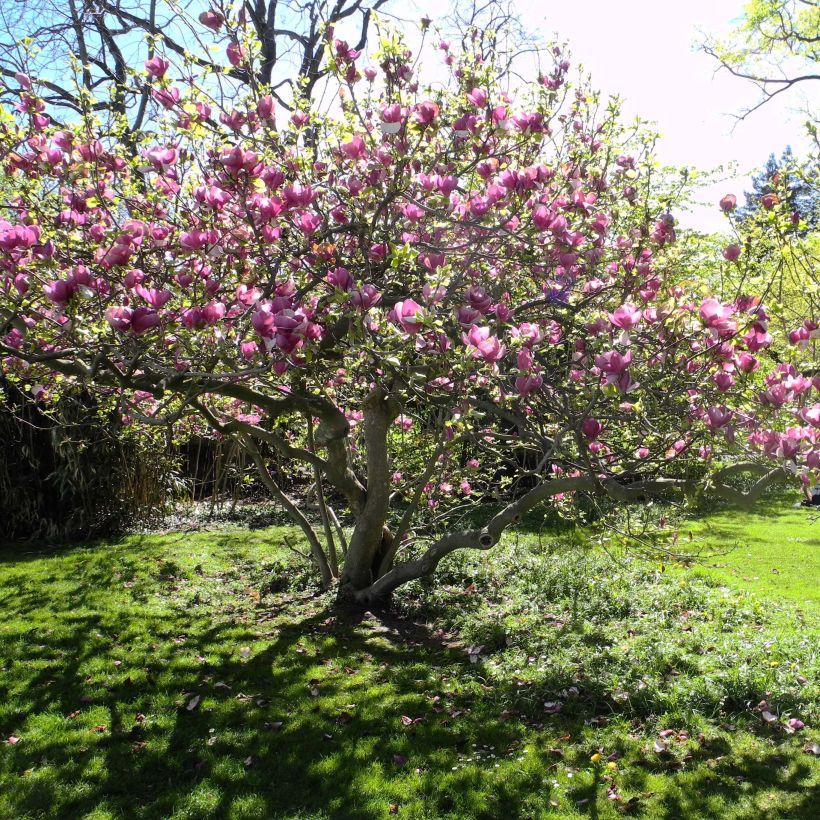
[1,6,818,604]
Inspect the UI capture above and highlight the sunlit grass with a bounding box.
[0,510,817,819]
[682,495,820,617]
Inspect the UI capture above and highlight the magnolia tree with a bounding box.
[1,12,819,605]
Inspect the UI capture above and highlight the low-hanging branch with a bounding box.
[358,463,790,603]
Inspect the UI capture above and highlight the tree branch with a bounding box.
[242,435,333,587]
[357,463,791,602]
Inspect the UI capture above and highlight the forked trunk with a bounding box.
[336,525,394,606]
[336,387,398,604]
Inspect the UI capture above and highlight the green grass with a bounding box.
[0,513,818,819]
[680,496,820,617]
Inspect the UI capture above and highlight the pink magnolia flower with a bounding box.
[380,104,403,134]
[467,88,488,107]
[462,325,505,362]
[350,285,381,310]
[392,299,425,334]
[761,383,789,408]
[181,307,206,330]
[44,279,74,304]
[251,307,276,338]
[422,284,446,304]
[179,230,211,251]
[784,373,811,394]
[581,417,603,440]
[226,41,245,67]
[147,146,178,171]
[282,183,315,209]
[135,285,172,309]
[144,56,170,78]
[401,203,425,221]
[297,212,322,235]
[532,205,554,230]
[512,111,544,132]
[789,326,810,346]
[719,194,737,212]
[744,325,773,352]
[152,87,179,109]
[341,136,366,160]
[367,242,387,262]
[199,10,224,30]
[257,95,275,121]
[516,323,544,345]
[467,286,493,314]
[436,175,458,195]
[272,310,307,353]
[327,267,354,291]
[614,371,640,394]
[802,406,820,428]
[495,303,512,322]
[13,274,29,295]
[131,307,160,335]
[422,252,445,272]
[594,350,632,376]
[517,348,533,370]
[333,39,360,62]
[3,327,24,349]
[776,434,800,463]
[414,101,439,125]
[723,244,741,262]
[609,303,641,331]
[201,301,226,325]
[699,298,737,335]
[123,269,145,289]
[761,193,779,210]
[457,306,481,327]
[0,223,40,250]
[735,352,759,374]
[515,374,543,396]
[105,306,132,332]
[705,406,733,429]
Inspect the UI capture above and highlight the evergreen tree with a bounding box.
[738,146,819,230]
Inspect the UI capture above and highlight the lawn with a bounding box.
[682,496,820,617]
[0,511,818,819]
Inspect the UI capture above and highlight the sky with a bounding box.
[409,0,819,232]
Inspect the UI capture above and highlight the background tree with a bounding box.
[738,145,819,228]
[712,148,820,336]
[702,0,820,127]
[0,0,390,137]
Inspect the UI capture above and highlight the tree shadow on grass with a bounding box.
[2,579,528,818]
[1,550,818,819]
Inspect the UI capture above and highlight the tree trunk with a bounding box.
[337,387,398,599]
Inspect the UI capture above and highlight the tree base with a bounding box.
[334,580,392,611]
